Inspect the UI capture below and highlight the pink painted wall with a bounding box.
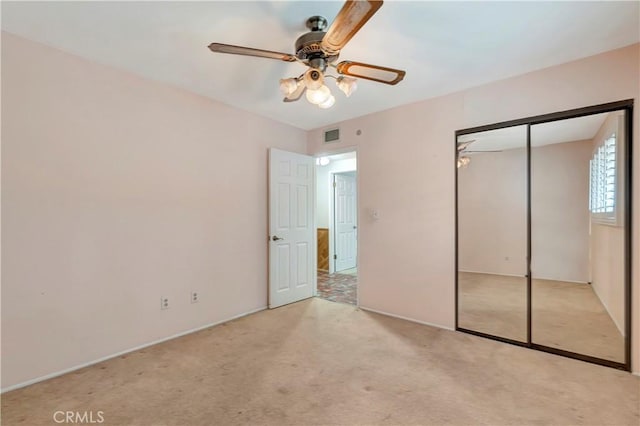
[307,43,640,372]
[458,139,593,282]
[458,147,528,277]
[531,140,592,283]
[1,33,307,389]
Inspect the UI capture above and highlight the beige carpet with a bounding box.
[458,272,625,362]
[2,298,638,426]
[458,272,528,341]
[532,278,624,362]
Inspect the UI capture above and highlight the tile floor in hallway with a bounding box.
[316,270,358,305]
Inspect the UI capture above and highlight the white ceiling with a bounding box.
[2,1,638,130]
[458,112,609,152]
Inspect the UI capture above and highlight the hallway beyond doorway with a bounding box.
[317,270,357,305]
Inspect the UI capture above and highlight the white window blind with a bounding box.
[589,133,617,221]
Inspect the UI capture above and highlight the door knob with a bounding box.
[272,236,284,241]
[353,226,357,229]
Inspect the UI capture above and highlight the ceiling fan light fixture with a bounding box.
[304,69,324,90]
[336,76,357,97]
[208,1,407,108]
[318,95,336,109]
[457,156,471,168]
[316,156,331,166]
[306,85,331,105]
[279,78,299,96]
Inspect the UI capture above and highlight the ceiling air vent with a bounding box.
[324,128,340,144]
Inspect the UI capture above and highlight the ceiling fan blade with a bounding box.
[283,84,306,103]
[457,140,475,151]
[208,43,296,62]
[321,0,383,55]
[336,61,405,85]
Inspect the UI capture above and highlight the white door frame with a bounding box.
[328,171,337,273]
[313,147,359,285]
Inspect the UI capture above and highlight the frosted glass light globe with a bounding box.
[336,76,357,97]
[306,85,331,105]
[318,95,335,109]
[279,78,298,96]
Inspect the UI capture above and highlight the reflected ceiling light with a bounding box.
[457,156,471,168]
[336,76,357,97]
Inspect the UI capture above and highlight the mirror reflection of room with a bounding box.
[457,125,528,342]
[531,111,626,363]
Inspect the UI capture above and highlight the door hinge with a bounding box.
[334,254,337,260]
[333,182,336,188]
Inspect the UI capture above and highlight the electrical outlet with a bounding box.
[161,297,169,310]
[191,291,199,304]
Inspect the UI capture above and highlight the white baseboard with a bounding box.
[359,306,455,331]
[633,371,640,377]
[1,306,267,394]
[460,270,590,285]
[590,281,625,337]
[533,276,589,285]
[459,269,525,278]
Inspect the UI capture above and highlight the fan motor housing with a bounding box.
[295,16,339,65]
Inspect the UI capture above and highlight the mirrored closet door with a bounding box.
[455,100,632,370]
[456,125,528,343]
[531,111,628,364]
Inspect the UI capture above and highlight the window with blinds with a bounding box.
[589,133,617,223]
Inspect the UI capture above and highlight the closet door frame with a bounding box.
[454,99,633,371]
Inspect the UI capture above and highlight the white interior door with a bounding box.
[269,149,314,308]
[334,173,357,272]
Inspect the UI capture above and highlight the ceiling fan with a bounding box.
[456,139,503,168]
[457,140,474,168]
[208,0,406,108]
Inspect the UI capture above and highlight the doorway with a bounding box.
[315,151,358,305]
